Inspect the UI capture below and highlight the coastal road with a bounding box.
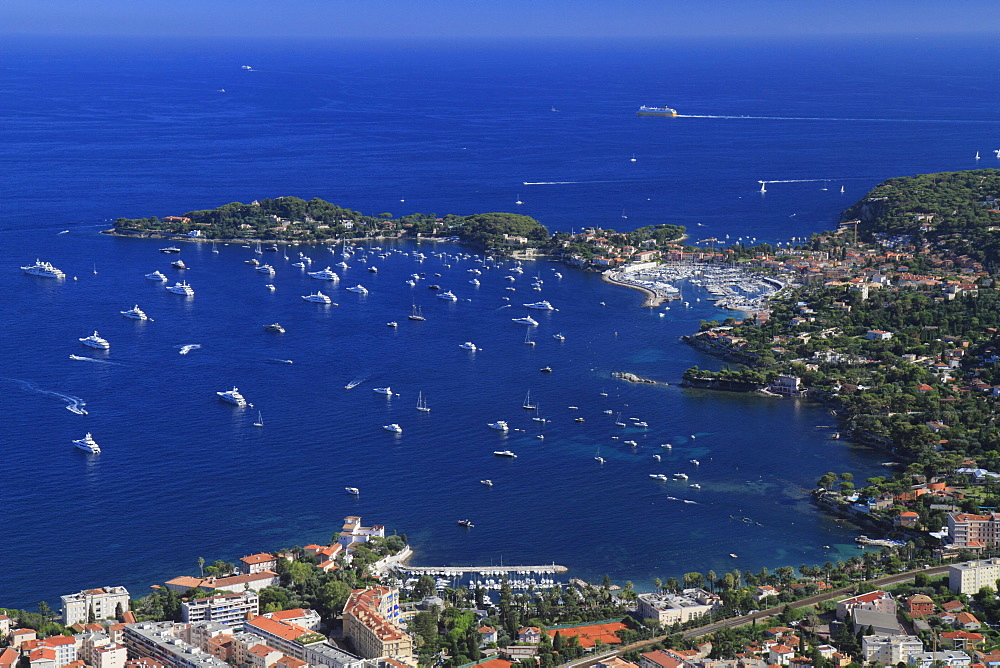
[566,565,951,668]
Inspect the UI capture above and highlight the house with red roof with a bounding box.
[957,612,982,630]
[835,590,895,620]
[941,631,984,650]
[906,594,935,617]
[639,650,687,668]
[768,645,795,666]
[516,628,541,644]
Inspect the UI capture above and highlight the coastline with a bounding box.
[600,270,663,307]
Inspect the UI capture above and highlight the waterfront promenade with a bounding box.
[395,564,568,576]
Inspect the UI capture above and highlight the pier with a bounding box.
[395,564,568,577]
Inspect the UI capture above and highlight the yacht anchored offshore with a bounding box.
[121,305,149,320]
[308,267,340,281]
[437,290,458,301]
[459,342,478,351]
[346,284,368,294]
[493,450,517,458]
[72,432,101,454]
[79,331,110,349]
[264,323,285,333]
[523,301,555,310]
[22,259,66,278]
[145,270,168,281]
[256,264,275,276]
[372,387,393,395]
[159,246,182,253]
[512,316,539,326]
[488,420,509,431]
[302,291,332,303]
[166,281,194,296]
[384,423,403,434]
[217,387,247,407]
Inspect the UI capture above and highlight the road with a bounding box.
[565,565,951,668]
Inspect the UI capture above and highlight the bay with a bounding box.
[2,33,997,608]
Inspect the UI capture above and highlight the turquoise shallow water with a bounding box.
[2,33,997,607]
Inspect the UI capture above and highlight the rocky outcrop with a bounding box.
[612,372,661,385]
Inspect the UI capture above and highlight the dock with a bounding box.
[396,564,568,577]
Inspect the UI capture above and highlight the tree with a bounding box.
[198,556,205,577]
[653,578,663,593]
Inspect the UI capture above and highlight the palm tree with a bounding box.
[198,556,205,577]
[653,577,663,593]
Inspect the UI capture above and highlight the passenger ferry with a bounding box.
[636,105,678,116]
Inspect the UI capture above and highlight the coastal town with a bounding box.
[8,511,1000,668]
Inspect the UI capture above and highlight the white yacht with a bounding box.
[673,473,689,480]
[690,483,702,489]
[79,331,110,349]
[480,479,493,486]
[346,284,368,294]
[690,459,700,465]
[302,291,332,304]
[437,290,458,301]
[487,420,509,431]
[291,261,306,268]
[264,323,285,333]
[595,456,606,464]
[384,423,403,434]
[469,278,480,286]
[523,301,554,310]
[265,284,276,291]
[459,341,478,351]
[387,321,398,328]
[166,281,194,296]
[373,387,393,395]
[493,450,517,457]
[171,259,186,269]
[73,432,101,454]
[256,264,275,276]
[368,266,378,273]
[336,261,349,270]
[416,391,430,412]
[345,487,360,495]
[121,305,149,320]
[512,316,539,326]
[308,267,340,281]
[22,259,66,278]
[145,270,167,281]
[159,246,181,253]
[217,387,247,407]
[553,333,566,341]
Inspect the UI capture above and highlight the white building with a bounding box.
[908,652,971,668]
[636,589,720,625]
[949,559,1000,594]
[862,635,924,665]
[835,590,896,620]
[181,592,259,626]
[62,587,131,626]
[122,622,230,668]
[338,516,385,548]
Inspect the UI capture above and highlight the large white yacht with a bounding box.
[22,259,66,279]
[145,270,167,281]
[523,301,555,310]
[384,423,403,434]
[256,264,275,276]
[72,432,101,454]
[121,305,149,320]
[437,291,458,301]
[458,342,478,351]
[493,450,517,458]
[372,387,393,395]
[79,331,110,349]
[487,420,509,431]
[302,291,332,304]
[512,316,539,326]
[159,246,181,253]
[308,267,340,281]
[217,387,247,407]
[346,284,368,294]
[166,281,194,296]
[336,261,349,270]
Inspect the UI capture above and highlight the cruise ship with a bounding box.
[22,259,65,279]
[308,267,340,281]
[523,300,555,310]
[302,291,332,303]
[512,316,539,326]
[121,305,149,320]
[145,270,167,281]
[79,331,110,349]
[72,432,101,454]
[636,105,678,116]
[166,281,194,296]
[217,387,247,407]
[346,284,368,294]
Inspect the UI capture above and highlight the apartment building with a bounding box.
[862,635,924,665]
[342,588,412,664]
[122,622,229,668]
[636,589,719,626]
[181,592,259,626]
[948,513,1000,550]
[62,587,131,626]
[949,559,1000,594]
[243,616,363,668]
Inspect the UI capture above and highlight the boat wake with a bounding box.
[265,358,294,365]
[677,114,998,125]
[177,344,201,355]
[522,179,633,186]
[3,377,88,414]
[69,354,118,365]
[345,374,368,390]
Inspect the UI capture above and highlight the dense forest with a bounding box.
[841,169,1000,265]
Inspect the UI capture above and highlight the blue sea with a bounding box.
[2,34,998,609]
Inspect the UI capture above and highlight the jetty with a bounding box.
[395,564,568,577]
